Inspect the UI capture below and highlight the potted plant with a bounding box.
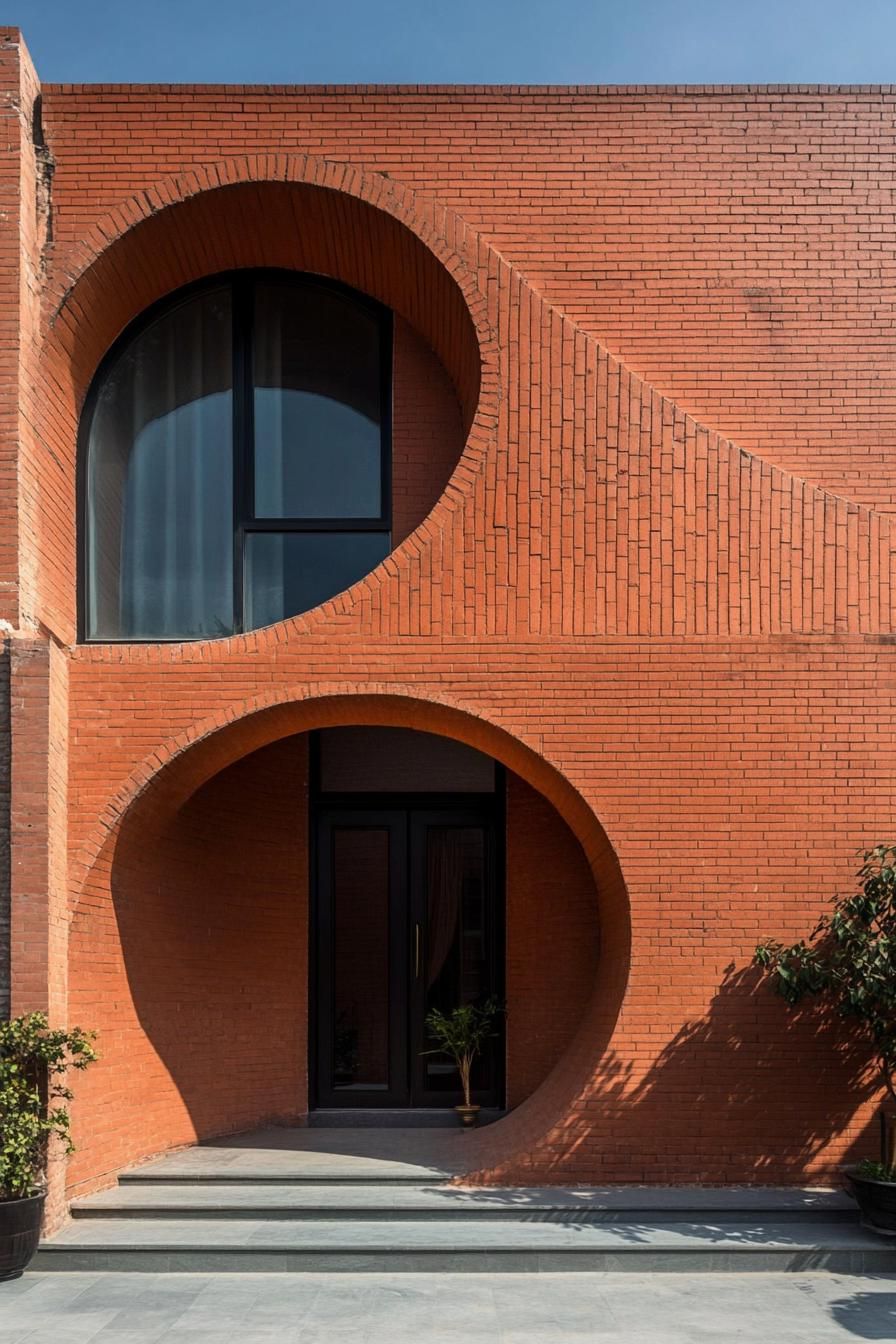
[755,843,896,1234]
[423,998,502,1127]
[0,1011,97,1280]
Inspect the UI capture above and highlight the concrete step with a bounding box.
[36,1215,893,1273]
[70,1181,858,1224]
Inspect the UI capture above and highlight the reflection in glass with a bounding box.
[86,287,234,640]
[423,827,489,1093]
[244,531,390,629]
[319,727,496,794]
[253,281,382,519]
[84,273,392,641]
[333,828,390,1089]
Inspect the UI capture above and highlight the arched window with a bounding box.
[82,272,391,640]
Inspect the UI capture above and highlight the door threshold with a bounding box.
[308,1108,505,1129]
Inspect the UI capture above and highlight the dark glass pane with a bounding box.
[244,530,390,629]
[86,287,234,640]
[422,827,489,1095]
[333,828,390,1089]
[253,280,382,519]
[319,727,495,794]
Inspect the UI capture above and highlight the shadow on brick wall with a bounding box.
[501,962,880,1186]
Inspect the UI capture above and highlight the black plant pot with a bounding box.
[844,1168,896,1236]
[0,1193,46,1282]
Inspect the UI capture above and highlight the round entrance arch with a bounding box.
[67,689,630,1192]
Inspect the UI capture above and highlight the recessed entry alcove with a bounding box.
[67,720,603,1177]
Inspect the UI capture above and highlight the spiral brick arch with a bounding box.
[67,687,629,1190]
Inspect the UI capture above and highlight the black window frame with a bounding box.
[78,268,393,644]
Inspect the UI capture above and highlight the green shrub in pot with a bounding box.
[0,1012,97,1279]
[423,998,503,1126]
[755,844,896,1233]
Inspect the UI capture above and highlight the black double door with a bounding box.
[313,805,503,1109]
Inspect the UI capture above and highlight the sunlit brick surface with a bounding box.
[2,27,895,1216]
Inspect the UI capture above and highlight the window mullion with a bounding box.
[232,274,254,634]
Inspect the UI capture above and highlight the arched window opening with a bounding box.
[82,272,392,641]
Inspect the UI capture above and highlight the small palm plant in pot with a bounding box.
[0,1012,97,1280]
[423,998,503,1127]
[755,844,896,1234]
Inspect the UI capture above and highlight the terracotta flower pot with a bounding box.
[0,1192,46,1282]
[455,1103,480,1128]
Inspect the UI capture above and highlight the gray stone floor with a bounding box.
[1,1271,895,1342]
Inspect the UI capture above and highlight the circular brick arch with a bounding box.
[69,687,630,1185]
[46,153,499,439]
[39,153,504,643]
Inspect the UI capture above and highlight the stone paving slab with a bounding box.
[2,1271,896,1341]
[39,1215,889,1250]
[73,1180,856,1221]
[35,1216,896,1273]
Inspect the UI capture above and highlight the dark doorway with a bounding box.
[310,729,504,1110]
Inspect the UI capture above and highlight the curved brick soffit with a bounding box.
[70,684,629,1177]
[48,153,896,653]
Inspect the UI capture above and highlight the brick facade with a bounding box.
[2,27,896,1208]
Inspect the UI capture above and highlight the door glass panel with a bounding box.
[332,828,390,1090]
[244,530,390,627]
[253,280,382,519]
[422,826,489,1095]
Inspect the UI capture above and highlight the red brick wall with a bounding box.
[36,78,896,513]
[506,772,599,1106]
[67,735,308,1192]
[2,28,896,1197]
[0,35,26,623]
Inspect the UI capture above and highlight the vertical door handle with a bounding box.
[414,923,421,980]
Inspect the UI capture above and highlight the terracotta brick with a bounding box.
[0,26,894,1205]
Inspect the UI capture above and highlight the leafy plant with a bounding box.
[0,1012,97,1201]
[755,844,896,1167]
[423,998,502,1107]
[857,1159,896,1183]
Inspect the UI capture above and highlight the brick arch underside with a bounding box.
[33,174,486,641]
[65,694,627,1196]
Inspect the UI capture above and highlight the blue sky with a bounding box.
[12,0,896,84]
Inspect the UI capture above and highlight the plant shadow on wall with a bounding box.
[448,962,879,1202]
[561,961,879,1181]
